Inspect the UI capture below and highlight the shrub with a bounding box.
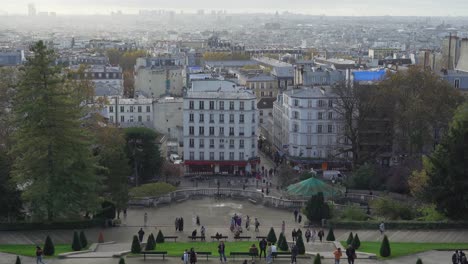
[313,254,321,264]
[380,235,391,257]
[340,205,368,221]
[267,227,277,244]
[351,234,361,250]
[129,183,176,198]
[350,163,376,189]
[326,227,335,241]
[417,204,446,221]
[119,257,126,264]
[145,234,155,250]
[371,197,414,220]
[278,233,288,251]
[79,231,88,248]
[416,258,423,264]
[72,231,82,251]
[295,234,305,254]
[156,230,165,243]
[131,235,141,254]
[304,192,330,223]
[43,235,55,256]
[346,232,354,245]
[15,256,21,264]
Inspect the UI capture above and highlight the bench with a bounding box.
[211,236,228,241]
[141,251,168,260]
[230,252,256,260]
[196,251,212,260]
[163,236,178,242]
[256,236,267,241]
[272,252,292,259]
[188,236,206,241]
[234,236,251,241]
[248,198,257,204]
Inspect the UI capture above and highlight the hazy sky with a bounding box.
[2,0,468,16]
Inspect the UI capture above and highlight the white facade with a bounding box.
[183,80,259,175]
[273,87,351,159]
[153,97,184,143]
[103,96,153,128]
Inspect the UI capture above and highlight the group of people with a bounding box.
[190,226,206,240]
[333,246,357,264]
[182,248,198,264]
[293,209,303,224]
[305,228,325,243]
[453,250,468,264]
[175,217,185,231]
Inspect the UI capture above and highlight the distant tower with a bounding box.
[28,3,36,16]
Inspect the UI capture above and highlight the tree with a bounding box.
[11,41,100,221]
[124,127,163,185]
[161,161,182,183]
[72,231,82,251]
[0,67,18,148]
[79,231,88,248]
[416,258,423,264]
[295,234,305,254]
[350,163,377,189]
[326,227,335,241]
[43,235,55,256]
[277,233,288,251]
[15,256,21,264]
[0,150,22,222]
[351,234,361,250]
[156,230,165,243]
[304,192,330,223]
[346,232,354,246]
[145,233,155,250]
[313,254,322,264]
[423,102,468,219]
[123,70,135,98]
[131,235,141,254]
[380,235,391,257]
[267,227,277,244]
[118,257,126,264]
[408,157,430,199]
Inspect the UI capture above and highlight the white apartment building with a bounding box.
[104,96,153,128]
[153,96,184,144]
[183,80,260,175]
[273,86,351,160]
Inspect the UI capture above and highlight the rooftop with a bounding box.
[283,86,334,98]
[257,97,277,109]
[187,80,255,100]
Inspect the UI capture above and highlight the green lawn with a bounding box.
[342,241,468,259]
[147,241,269,257]
[0,244,82,258]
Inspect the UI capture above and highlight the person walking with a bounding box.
[291,244,298,264]
[144,212,148,227]
[311,229,317,243]
[346,245,356,264]
[452,250,459,264]
[245,215,250,231]
[379,222,385,235]
[292,228,297,242]
[183,249,190,264]
[333,248,343,264]
[255,218,260,232]
[218,241,227,263]
[318,229,324,242]
[281,221,286,234]
[293,209,298,222]
[189,248,197,264]
[305,228,311,243]
[200,226,206,241]
[36,246,46,264]
[266,242,273,264]
[259,238,267,259]
[175,218,179,231]
[298,214,302,224]
[196,215,200,226]
[180,217,184,231]
[138,228,145,242]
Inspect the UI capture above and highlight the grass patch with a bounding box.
[146,241,278,257]
[0,244,83,258]
[342,241,468,259]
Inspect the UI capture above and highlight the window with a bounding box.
[138,106,142,113]
[130,116,134,122]
[293,134,298,144]
[120,106,124,112]
[199,126,204,135]
[209,101,214,110]
[109,116,114,122]
[109,106,114,113]
[219,101,224,110]
[455,79,460,88]
[219,114,224,123]
[209,139,215,148]
[260,110,263,116]
[199,139,204,148]
[229,152,235,160]
[189,126,194,135]
[294,99,299,106]
[220,152,224,160]
[239,127,244,136]
[229,114,234,123]
[229,127,234,136]
[209,127,215,135]
[317,135,323,146]
[210,152,215,160]
[252,138,256,148]
[328,124,333,133]
[239,152,244,160]
[252,126,256,136]
[260,82,265,89]
[239,114,244,123]
[328,99,333,108]
[251,101,255,110]
[199,114,204,122]
[293,111,299,119]
[307,135,312,146]
[189,113,194,122]
[308,100,313,107]
[130,106,134,113]
[307,124,313,133]
[209,114,214,123]
[189,152,194,160]
[199,152,204,160]
[308,112,313,120]
[317,124,323,133]
[318,100,324,107]
[229,101,234,110]
[219,127,224,136]
[269,91,273,96]
[229,139,235,149]
[293,123,299,132]
[219,139,224,149]
[240,101,244,110]
[328,112,333,120]
[199,101,204,109]
[252,113,256,123]
[146,106,151,112]
[318,112,323,120]
[261,92,265,96]
[189,139,194,148]
[138,116,142,122]
[239,139,244,149]
[189,101,194,109]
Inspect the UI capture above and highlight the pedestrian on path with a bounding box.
[246,215,250,231]
[266,242,273,264]
[259,238,267,258]
[218,241,227,263]
[281,221,285,234]
[346,245,356,264]
[196,215,200,226]
[333,248,343,264]
[291,244,298,264]
[183,249,189,264]
[311,229,317,242]
[293,209,298,222]
[379,222,385,235]
[255,218,260,232]
[36,246,46,264]
[318,229,324,242]
[305,228,311,243]
[190,248,197,264]
[138,228,145,242]
[292,228,297,242]
[298,214,302,224]
[200,226,206,241]
[176,218,179,231]
[144,212,148,227]
[452,250,459,264]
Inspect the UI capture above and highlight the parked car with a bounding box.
[169,154,182,164]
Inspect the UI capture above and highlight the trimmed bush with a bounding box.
[313,254,321,264]
[416,258,423,264]
[295,234,305,254]
[267,227,277,244]
[326,227,335,241]
[79,231,88,248]
[119,257,126,264]
[346,232,354,245]
[380,235,391,257]
[43,235,55,256]
[131,235,141,254]
[278,233,288,251]
[15,256,21,264]
[156,230,165,243]
[351,234,361,250]
[72,231,82,251]
[145,234,155,250]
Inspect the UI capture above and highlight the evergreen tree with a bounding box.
[145,234,155,250]
[43,235,55,256]
[15,256,21,264]
[416,258,423,264]
[72,231,82,251]
[156,230,165,243]
[118,257,126,264]
[380,235,391,257]
[326,227,335,241]
[267,227,277,244]
[304,192,330,223]
[278,233,288,251]
[131,235,141,254]
[295,234,305,254]
[346,232,354,245]
[313,254,321,264]
[0,150,22,222]
[79,231,88,248]
[351,234,361,250]
[11,41,99,220]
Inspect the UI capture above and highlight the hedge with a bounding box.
[327,220,468,230]
[0,219,103,231]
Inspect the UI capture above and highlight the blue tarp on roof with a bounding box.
[353,69,386,81]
